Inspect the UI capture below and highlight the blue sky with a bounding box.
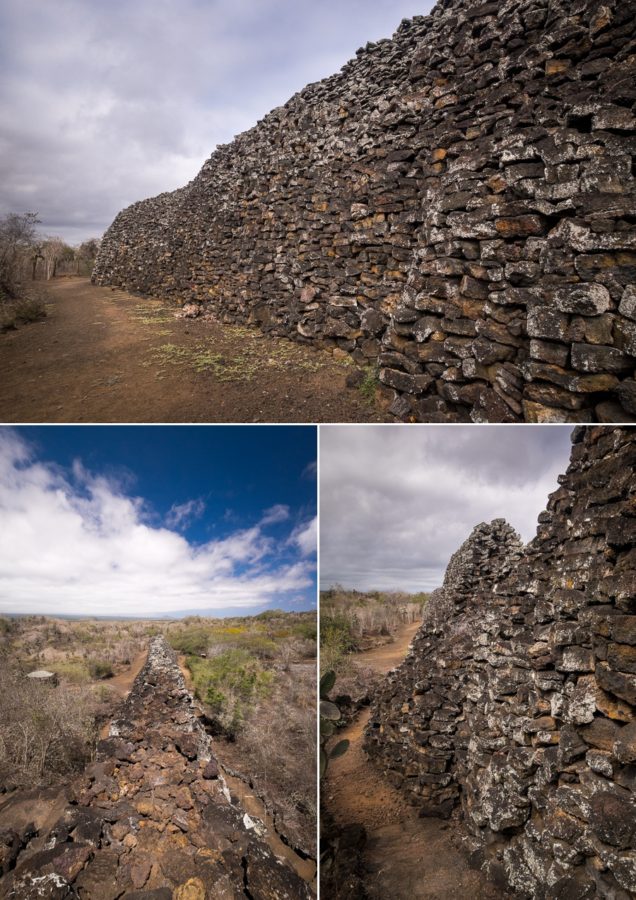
[0,0,434,243]
[0,425,317,617]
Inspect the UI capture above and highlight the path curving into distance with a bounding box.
[324,620,507,900]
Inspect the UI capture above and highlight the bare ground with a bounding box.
[324,621,507,900]
[0,277,390,423]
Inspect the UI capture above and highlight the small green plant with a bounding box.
[320,670,349,778]
[359,367,379,403]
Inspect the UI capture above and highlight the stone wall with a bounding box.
[93,0,636,423]
[0,636,311,900]
[364,426,636,898]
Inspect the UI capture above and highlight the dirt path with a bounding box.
[107,648,148,698]
[99,649,149,738]
[325,621,505,900]
[0,278,389,422]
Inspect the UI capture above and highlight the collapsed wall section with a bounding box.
[364,427,636,898]
[93,0,636,423]
[1,636,311,900]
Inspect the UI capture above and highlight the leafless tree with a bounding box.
[0,212,40,297]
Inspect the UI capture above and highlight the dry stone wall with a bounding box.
[0,636,311,900]
[93,0,636,423]
[364,426,636,898]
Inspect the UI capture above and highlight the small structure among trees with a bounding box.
[26,669,58,686]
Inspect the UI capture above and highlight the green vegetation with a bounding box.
[166,611,316,735]
[320,587,430,674]
[359,367,379,403]
[88,659,114,680]
[186,649,274,733]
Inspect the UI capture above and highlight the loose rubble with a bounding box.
[364,426,636,897]
[0,637,312,899]
[93,0,636,422]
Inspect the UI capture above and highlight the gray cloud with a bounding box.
[1,0,433,243]
[319,425,574,593]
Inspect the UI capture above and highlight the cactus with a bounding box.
[320,670,349,778]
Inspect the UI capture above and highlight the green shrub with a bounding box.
[88,659,113,680]
[185,648,274,735]
[294,620,317,642]
[167,626,210,656]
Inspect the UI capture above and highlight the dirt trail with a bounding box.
[325,621,504,900]
[107,648,148,697]
[99,648,149,737]
[0,277,388,423]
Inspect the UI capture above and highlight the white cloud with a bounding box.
[166,498,205,529]
[0,430,313,617]
[302,461,317,479]
[292,516,317,557]
[320,425,574,592]
[0,0,434,242]
[260,504,290,526]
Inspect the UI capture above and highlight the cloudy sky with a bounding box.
[0,0,434,244]
[0,425,317,617]
[320,425,574,593]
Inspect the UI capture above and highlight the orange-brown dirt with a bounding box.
[324,621,507,899]
[0,277,389,423]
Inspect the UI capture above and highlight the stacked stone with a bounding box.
[364,426,636,898]
[93,0,635,423]
[0,637,311,900]
[364,520,524,817]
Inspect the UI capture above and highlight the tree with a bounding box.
[75,238,102,275]
[0,212,40,298]
[41,237,72,280]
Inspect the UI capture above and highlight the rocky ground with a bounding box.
[0,277,389,423]
[0,637,313,899]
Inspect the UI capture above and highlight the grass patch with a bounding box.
[49,659,91,684]
[359,367,379,403]
[186,649,275,734]
[147,329,332,384]
[131,304,174,326]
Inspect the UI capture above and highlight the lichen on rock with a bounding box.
[93,0,636,423]
[365,426,636,897]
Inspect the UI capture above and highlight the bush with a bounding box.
[0,295,46,331]
[185,648,274,735]
[0,659,96,790]
[88,659,113,680]
[167,626,210,656]
[320,612,357,673]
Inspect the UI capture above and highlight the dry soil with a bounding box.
[0,277,389,423]
[324,620,508,900]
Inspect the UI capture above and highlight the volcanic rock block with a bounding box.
[0,637,312,899]
[93,0,636,423]
[365,426,636,897]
